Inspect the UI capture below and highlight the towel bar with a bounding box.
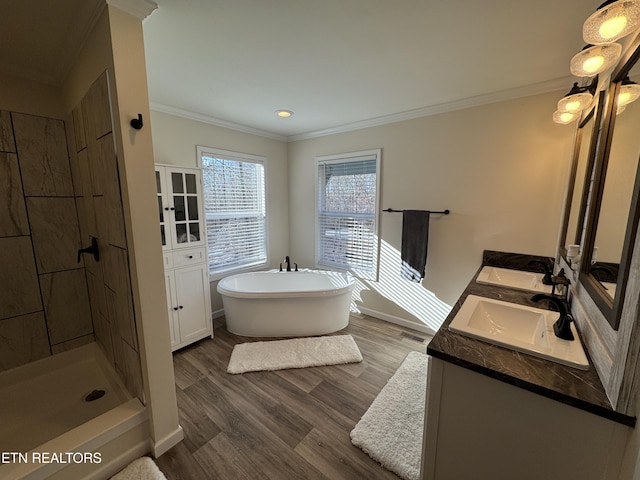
[383,208,450,215]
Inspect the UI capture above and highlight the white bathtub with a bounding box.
[0,343,149,480]
[217,270,355,337]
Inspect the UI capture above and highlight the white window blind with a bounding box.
[316,150,380,279]
[199,148,267,277]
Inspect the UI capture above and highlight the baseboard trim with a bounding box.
[357,307,436,336]
[152,425,184,457]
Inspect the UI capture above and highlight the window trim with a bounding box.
[197,146,269,280]
[315,148,381,280]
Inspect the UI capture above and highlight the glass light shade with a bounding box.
[570,43,622,76]
[583,0,640,44]
[558,91,593,113]
[617,82,640,106]
[553,110,579,124]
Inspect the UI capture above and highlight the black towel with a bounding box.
[401,210,430,282]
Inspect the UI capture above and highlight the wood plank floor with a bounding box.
[156,314,431,480]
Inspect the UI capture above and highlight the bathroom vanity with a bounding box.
[422,252,634,480]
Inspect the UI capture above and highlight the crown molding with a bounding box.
[149,103,288,141]
[107,0,158,20]
[288,76,575,142]
[151,76,574,144]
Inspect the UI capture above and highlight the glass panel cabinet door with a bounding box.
[156,166,205,250]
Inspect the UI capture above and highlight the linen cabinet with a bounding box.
[155,164,213,350]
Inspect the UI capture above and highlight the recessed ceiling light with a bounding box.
[276,109,293,118]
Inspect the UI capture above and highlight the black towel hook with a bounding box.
[130,113,143,130]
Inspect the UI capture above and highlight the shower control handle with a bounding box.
[77,237,100,263]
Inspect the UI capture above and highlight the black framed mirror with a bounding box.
[559,96,601,262]
[580,45,640,330]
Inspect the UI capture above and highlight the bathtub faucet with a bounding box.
[280,256,298,272]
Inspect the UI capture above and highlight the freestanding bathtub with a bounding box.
[217,270,355,337]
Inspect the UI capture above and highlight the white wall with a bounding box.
[149,110,289,312]
[288,91,574,333]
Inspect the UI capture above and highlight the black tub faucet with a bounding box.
[279,256,298,272]
[530,294,575,341]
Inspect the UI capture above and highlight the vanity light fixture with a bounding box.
[570,44,622,77]
[557,82,595,113]
[583,0,640,45]
[553,110,579,124]
[276,109,294,118]
[617,76,640,107]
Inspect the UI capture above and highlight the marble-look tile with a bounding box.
[51,333,94,354]
[75,148,94,198]
[87,137,105,196]
[100,134,127,248]
[86,268,107,321]
[106,285,137,352]
[0,237,42,320]
[86,72,113,140]
[0,110,15,153]
[0,312,50,371]
[72,102,87,152]
[26,197,81,274]
[40,269,93,345]
[64,113,81,198]
[12,113,73,197]
[103,245,138,351]
[93,311,115,365]
[114,336,144,402]
[0,153,29,236]
[93,196,109,247]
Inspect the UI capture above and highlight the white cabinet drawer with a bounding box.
[172,247,206,268]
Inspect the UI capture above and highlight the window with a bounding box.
[316,149,380,279]
[198,147,267,277]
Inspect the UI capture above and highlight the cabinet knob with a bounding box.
[188,255,193,259]
[179,305,184,309]
[173,307,179,311]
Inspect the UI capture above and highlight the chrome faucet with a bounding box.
[530,294,575,341]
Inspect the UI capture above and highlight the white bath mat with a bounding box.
[110,457,167,480]
[350,351,428,480]
[227,335,363,374]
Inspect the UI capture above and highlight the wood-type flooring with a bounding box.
[156,314,430,480]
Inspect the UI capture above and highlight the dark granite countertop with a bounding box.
[427,251,636,427]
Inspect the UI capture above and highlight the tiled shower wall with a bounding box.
[0,110,93,369]
[0,71,144,402]
[67,72,144,402]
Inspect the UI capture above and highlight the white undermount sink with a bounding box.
[476,266,553,293]
[449,295,589,370]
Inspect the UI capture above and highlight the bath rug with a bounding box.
[227,334,363,374]
[350,351,428,480]
[110,457,167,480]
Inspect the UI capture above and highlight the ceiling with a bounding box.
[142,0,601,140]
[0,0,602,140]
